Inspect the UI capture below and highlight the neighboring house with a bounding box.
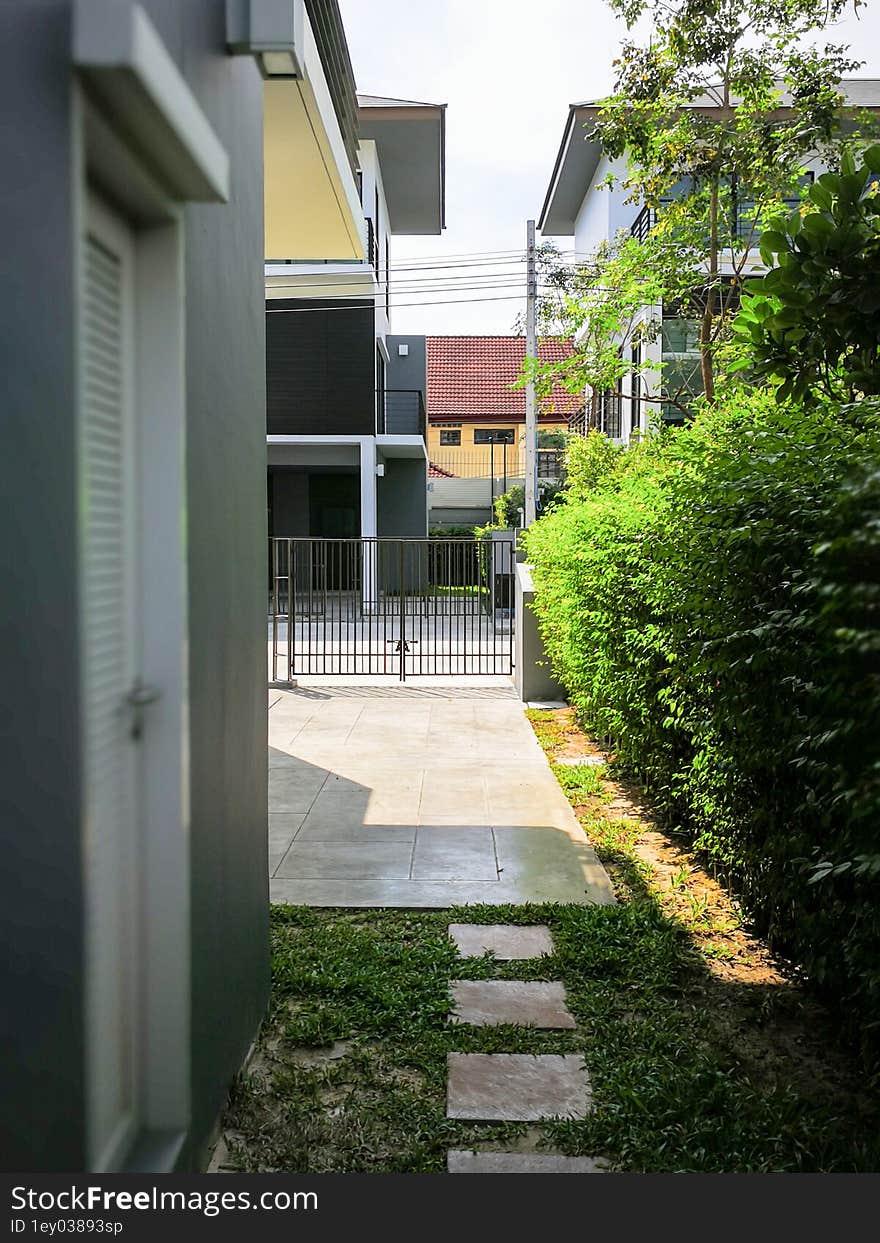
[265,91,446,548]
[0,0,371,1174]
[539,79,880,446]
[426,336,580,525]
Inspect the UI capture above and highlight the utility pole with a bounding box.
[524,219,537,526]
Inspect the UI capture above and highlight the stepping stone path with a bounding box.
[447,1151,604,1174]
[450,981,576,1028]
[448,923,554,960]
[447,1053,590,1121]
[445,923,602,1174]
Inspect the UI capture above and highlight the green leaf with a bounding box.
[760,230,789,253]
[809,182,834,211]
[801,213,834,239]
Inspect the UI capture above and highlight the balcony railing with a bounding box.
[366,216,379,276]
[382,390,426,439]
[631,183,813,249]
[630,205,656,242]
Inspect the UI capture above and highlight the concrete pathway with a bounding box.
[268,682,614,908]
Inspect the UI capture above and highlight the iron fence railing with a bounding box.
[429,447,565,481]
[383,389,426,438]
[269,536,516,681]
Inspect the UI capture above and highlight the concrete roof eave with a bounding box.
[539,105,602,236]
[358,95,447,235]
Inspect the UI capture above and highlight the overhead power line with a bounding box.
[264,293,532,313]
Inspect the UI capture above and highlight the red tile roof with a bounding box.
[428,461,456,478]
[427,335,582,423]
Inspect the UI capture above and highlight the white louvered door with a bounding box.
[81,193,141,1171]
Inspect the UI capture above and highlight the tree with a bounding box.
[734,146,880,404]
[530,0,868,419]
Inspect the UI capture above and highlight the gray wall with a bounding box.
[0,0,269,1171]
[378,458,428,591]
[179,0,269,1173]
[378,458,428,538]
[0,0,86,1170]
[386,335,427,401]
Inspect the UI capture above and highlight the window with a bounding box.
[630,342,642,435]
[661,314,702,423]
[376,349,386,432]
[598,389,622,439]
[440,430,461,446]
[474,428,514,444]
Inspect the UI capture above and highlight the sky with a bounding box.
[338,0,880,336]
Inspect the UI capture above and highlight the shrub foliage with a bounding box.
[523,414,880,1039]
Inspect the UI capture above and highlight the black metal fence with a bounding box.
[382,390,426,438]
[270,536,516,681]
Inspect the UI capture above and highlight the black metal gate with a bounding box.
[269,537,516,681]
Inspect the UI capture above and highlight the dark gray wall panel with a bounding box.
[386,335,427,401]
[179,0,269,1172]
[267,299,376,435]
[378,459,428,538]
[271,469,311,537]
[0,0,269,1172]
[0,0,85,1171]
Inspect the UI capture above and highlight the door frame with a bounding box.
[76,88,191,1171]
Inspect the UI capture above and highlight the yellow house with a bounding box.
[426,336,578,480]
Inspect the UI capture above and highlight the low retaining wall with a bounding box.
[514,562,565,702]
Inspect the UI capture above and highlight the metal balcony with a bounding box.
[382,389,426,439]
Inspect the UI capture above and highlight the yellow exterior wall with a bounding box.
[264,81,364,261]
[427,422,568,478]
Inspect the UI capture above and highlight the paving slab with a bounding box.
[556,755,605,768]
[450,980,575,1029]
[268,690,614,906]
[274,840,413,881]
[448,923,555,960]
[446,1054,591,1121]
[527,700,568,710]
[447,1151,604,1174]
[268,766,329,814]
[412,827,497,881]
[268,813,306,876]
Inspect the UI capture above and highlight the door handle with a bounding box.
[125,678,161,740]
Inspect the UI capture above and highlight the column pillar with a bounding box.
[360,439,378,613]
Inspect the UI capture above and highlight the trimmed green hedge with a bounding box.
[523,409,880,1042]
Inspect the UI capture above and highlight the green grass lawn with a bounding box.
[221,715,880,1174]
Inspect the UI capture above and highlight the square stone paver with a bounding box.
[274,840,413,881]
[268,766,329,814]
[446,1054,591,1121]
[448,923,555,960]
[411,827,497,881]
[447,1151,604,1174]
[450,981,576,1029]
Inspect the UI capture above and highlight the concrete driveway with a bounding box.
[268,683,614,908]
